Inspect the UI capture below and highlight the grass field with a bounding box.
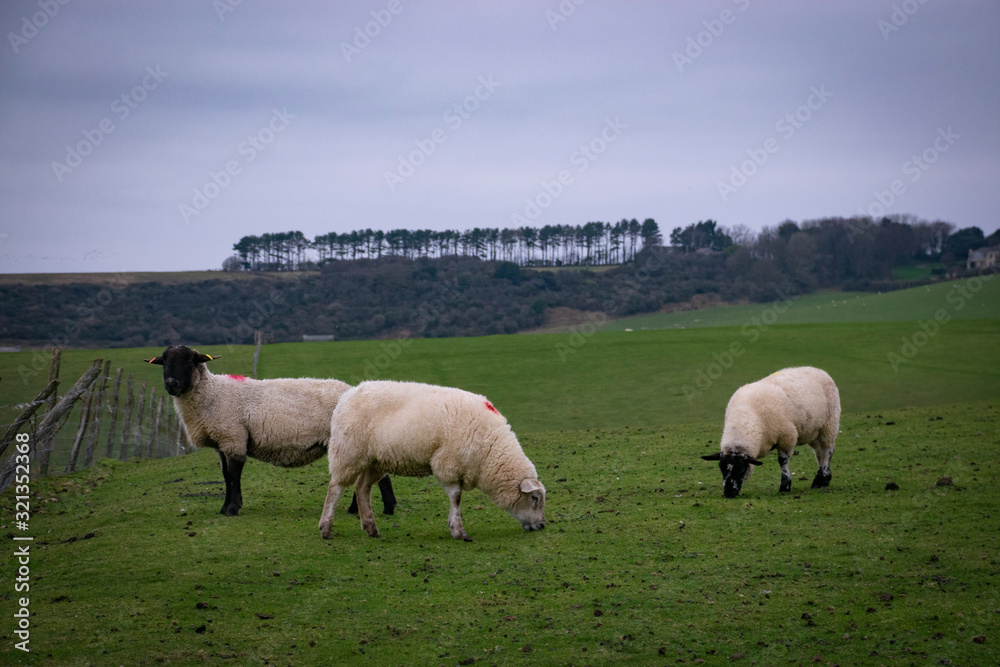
[1,275,998,665]
[597,275,1000,332]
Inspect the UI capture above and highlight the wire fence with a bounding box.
[0,350,188,492]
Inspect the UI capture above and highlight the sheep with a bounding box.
[701,366,840,498]
[145,345,396,517]
[318,380,546,541]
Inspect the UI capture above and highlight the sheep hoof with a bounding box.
[811,473,832,489]
[383,504,396,516]
[220,505,240,516]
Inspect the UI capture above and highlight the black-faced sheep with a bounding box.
[319,380,546,541]
[145,346,396,516]
[702,366,840,498]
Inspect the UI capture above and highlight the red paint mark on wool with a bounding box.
[484,400,499,415]
[227,374,248,382]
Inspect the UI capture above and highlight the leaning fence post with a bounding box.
[105,368,123,458]
[0,361,101,491]
[0,380,58,460]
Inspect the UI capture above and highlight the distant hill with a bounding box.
[0,250,971,350]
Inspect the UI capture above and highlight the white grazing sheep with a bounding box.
[702,366,840,498]
[319,380,546,541]
[145,346,396,516]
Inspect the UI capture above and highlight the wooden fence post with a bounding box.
[83,360,111,468]
[134,380,147,460]
[66,381,95,473]
[152,396,163,458]
[0,380,58,460]
[175,414,186,455]
[0,361,101,491]
[105,368,123,458]
[120,374,134,461]
[37,348,62,475]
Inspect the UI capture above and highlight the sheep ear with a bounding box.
[195,353,219,364]
[520,479,542,493]
[701,452,722,461]
[748,458,764,466]
[145,356,164,365]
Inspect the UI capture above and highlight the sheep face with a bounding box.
[507,479,546,531]
[702,452,762,498]
[144,345,218,396]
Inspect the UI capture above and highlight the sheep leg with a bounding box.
[778,452,792,493]
[377,475,397,515]
[810,442,834,488]
[218,452,245,516]
[444,484,472,542]
[355,469,381,538]
[346,475,396,515]
[318,478,344,539]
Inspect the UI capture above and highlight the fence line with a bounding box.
[0,349,187,492]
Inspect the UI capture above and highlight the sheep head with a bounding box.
[507,478,546,532]
[702,451,762,498]
[144,345,219,396]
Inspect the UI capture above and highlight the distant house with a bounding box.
[967,245,1000,270]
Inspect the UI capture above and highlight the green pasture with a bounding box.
[2,321,997,434]
[1,402,997,666]
[598,273,1000,332]
[1,275,998,665]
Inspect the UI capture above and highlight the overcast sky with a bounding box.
[1,1,998,274]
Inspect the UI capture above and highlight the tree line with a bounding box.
[225,214,993,277]
[3,215,995,350]
[227,219,663,271]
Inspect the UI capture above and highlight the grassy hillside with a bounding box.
[1,401,997,665]
[2,320,997,433]
[598,276,1000,332]
[1,272,998,665]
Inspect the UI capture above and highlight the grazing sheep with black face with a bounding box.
[319,380,545,541]
[145,345,396,516]
[702,366,840,498]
